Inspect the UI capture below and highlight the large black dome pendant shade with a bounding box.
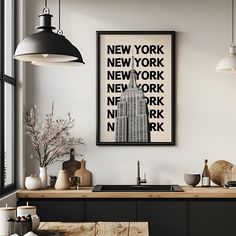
[14,9,82,63]
[32,37,84,66]
[32,0,85,66]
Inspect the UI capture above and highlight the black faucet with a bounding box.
[137,160,147,185]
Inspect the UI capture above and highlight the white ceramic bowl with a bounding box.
[25,175,41,190]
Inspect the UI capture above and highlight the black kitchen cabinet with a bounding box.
[137,200,188,236]
[17,199,85,222]
[85,199,136,222]
[189,200,236,236]
[17,197,236,236]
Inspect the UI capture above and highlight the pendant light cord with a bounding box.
[43,0,50,14]
[59,0,61,30]
[232,0,235,45]
[57,0,63,35]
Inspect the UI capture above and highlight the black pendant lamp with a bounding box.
[32,0,84,66]
[32,45,84,66]
[14,0,82,63]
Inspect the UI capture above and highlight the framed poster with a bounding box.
[96,31,175,145]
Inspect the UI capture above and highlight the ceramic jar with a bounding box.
[25,175,41,190]
[39,167,48,189]
[55,170,70,190]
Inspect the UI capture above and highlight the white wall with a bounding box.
[24,0,236,185]
[0,193,17,207]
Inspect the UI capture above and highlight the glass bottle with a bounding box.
[202,159,211,187]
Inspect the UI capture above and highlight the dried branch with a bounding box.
[25,104,83,167]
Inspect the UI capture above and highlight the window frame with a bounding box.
[0,0,17,196]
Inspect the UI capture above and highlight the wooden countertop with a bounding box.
[16,186,236,198]
[38,222,148,236]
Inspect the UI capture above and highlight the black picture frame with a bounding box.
[96,31,176,146]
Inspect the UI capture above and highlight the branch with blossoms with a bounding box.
[25,103,84,167]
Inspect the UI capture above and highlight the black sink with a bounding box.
[93,185,183,192]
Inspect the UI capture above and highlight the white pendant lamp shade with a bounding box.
[14,9,84,63]
[216,45,236,71]
[216,0,236,72]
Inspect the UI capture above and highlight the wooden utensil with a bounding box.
[210,160,234,186]
[62,149,81,178]
[74,159,92,187]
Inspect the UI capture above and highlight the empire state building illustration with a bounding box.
[115,56,150,142]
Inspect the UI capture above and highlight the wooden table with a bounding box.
[37,222,149,236]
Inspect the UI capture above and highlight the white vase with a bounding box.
[39,167,47,189]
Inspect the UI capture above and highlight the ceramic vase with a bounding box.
[55,170,70,190]
[39,167,47,189]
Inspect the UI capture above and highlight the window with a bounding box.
[0,0,16,196]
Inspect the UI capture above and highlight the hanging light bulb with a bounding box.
[32,0,84,66]
[14,0,81,63]
[216,0,236,71]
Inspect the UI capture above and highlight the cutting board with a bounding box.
[74,159,92,186]
[62,149,81,178]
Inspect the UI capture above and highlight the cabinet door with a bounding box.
[137,200,188,236]
[85,199,136,221]
[189,200,236,236]
[17,199,85,222]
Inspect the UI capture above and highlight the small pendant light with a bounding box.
[14,0,82,63]
[216,0,236,71]
[32,0,84,66]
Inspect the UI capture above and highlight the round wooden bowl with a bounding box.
[209,160,234,186]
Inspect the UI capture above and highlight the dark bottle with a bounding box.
[202,159,211,187]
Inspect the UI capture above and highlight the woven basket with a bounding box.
[209,160,234,186]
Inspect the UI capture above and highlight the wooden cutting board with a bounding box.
[74,159,92,186]
[62,149,81,178]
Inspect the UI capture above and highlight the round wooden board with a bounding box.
[209,160,234,186]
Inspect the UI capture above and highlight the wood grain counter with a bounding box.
[17,186,236,198]
[37,222,149,236]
